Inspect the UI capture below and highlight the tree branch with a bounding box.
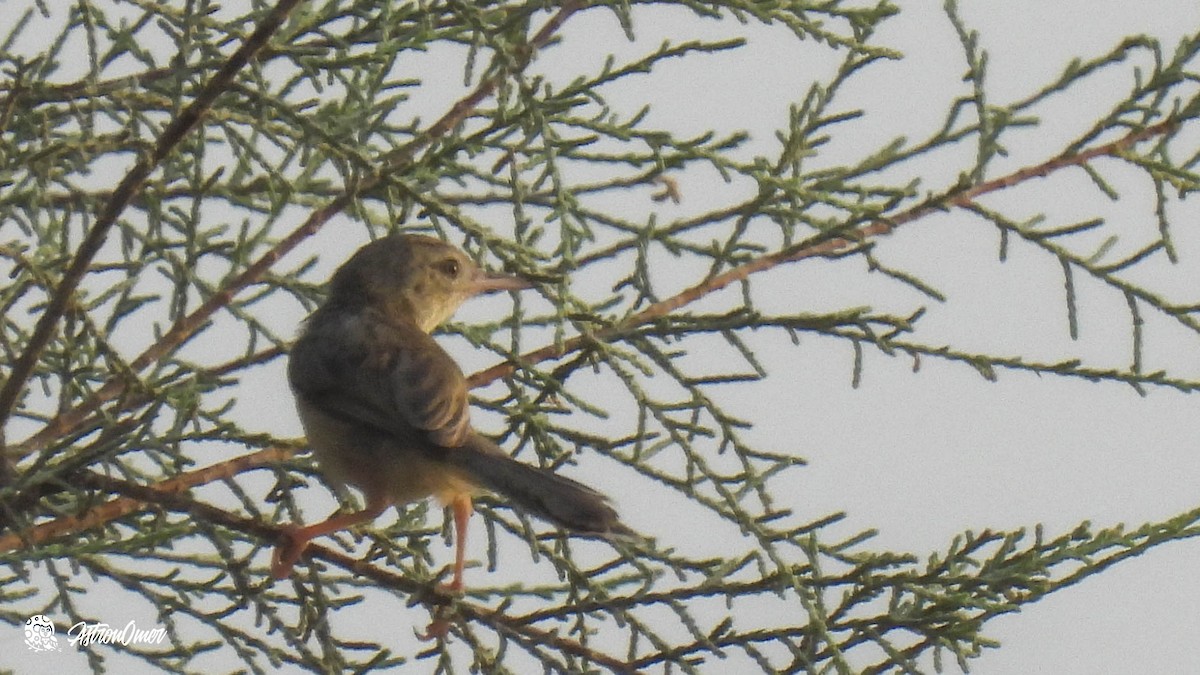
[0,445,293,552]
[6,465,643,673]
[0,0,306,434]
[466,116,1180,388]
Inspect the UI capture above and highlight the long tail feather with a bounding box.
[443,438,636,541]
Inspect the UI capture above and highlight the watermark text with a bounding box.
[67,620,167,648]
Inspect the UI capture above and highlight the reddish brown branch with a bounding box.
[0,445,294,552]
[8,462,640,672]
[0,0,306,434]
[467,117,1179,387]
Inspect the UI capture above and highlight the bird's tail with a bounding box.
[443,438,637,542]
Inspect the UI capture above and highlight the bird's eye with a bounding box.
[438,258,461,278]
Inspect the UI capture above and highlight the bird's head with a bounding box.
[327,233,530,332]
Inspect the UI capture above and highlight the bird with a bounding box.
[270,233,634,600]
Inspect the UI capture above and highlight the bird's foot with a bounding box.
[270,527,307,579]
[419,612,455,641]
[418,580,464,641]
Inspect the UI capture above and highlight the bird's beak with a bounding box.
[470,269,533,295]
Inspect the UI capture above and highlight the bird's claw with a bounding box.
[418,612,455,641]
[270,527,305,579]
[418,580,464,641]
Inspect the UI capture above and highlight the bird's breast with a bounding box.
[295,398,480,506]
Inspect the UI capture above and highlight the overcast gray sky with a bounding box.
[6,2,1200,673]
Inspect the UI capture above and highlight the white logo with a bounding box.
[24,615,60,652]
[66,620,168,648]
[23,615,168,652]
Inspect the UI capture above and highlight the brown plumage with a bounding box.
[271,234,634,596]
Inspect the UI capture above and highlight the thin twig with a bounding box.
[0,0,306,434]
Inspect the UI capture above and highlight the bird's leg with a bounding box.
[448,493,473,592]
[421,493,473,641]
[271,494,390,579]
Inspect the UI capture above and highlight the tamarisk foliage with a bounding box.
[2,1,1199,672]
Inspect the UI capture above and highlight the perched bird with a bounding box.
[271,233,633,596]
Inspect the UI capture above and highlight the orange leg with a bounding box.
[421,493,474,641]
[447,493,473,592]
[271,494,390,579]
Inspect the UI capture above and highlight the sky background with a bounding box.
[6,2,1200,673]
[542,4,1200,670]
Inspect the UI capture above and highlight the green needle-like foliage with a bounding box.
[2,1,1200,673]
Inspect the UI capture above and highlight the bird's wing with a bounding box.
[288,309,471,448]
